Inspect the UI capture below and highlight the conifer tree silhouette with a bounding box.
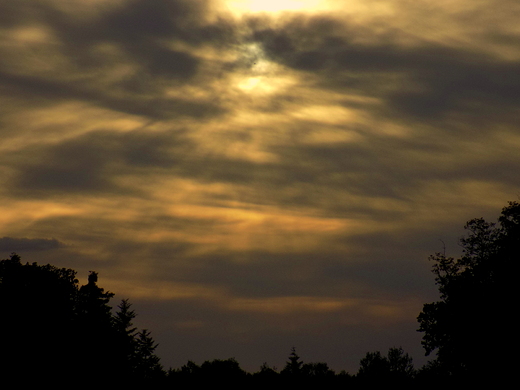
[281,347,303,376]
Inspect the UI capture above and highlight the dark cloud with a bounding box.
[0,0,38,27]
[45,0,235,79]
[250,15,520,124]
[386,59,520,121]
[143,246,435,301]
[0,236,64,252]
[100,0,232,45]
[8,128,195,196]
[0,0,234,120]
[22,146,113,193]
[145,48,199,78]
[0,68,226,121]
[7,0,229,48]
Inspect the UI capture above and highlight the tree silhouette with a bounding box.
[254,362,279,381]
[417,201,519,381]
[0,254,165,384]
[168,358,248,387]
[357,351,390,381]
[76,271,117,380]
[301,361,335,378]
[281,347,303,376]
[133,329,165,383]
[357,347,414,383]
[113,299,139,379]
[0,253,80,383]
[387,347,415,381]
[199,358,247,381]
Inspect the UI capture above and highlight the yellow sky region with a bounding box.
[225,0,327,15]
[0,200,83,233]
[108,279,230,301]
[229,296,352,314]
[0,101,147,153]
[220,0,397,20]
[148,203,352,253]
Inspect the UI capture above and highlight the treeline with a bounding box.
[1,201,518,385]
[0,255,163,385]
[165,347,420,388]
[0,252,418,387]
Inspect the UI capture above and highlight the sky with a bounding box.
[1,0,519,373]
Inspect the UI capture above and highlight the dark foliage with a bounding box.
[0,254,163,385]
[253,361,279,383]
[357,347,414,384]
[277,348,338,386]
[168,350,345,389]
[281,347,303,376]
[167,358,249,388]
[417,201,519,381]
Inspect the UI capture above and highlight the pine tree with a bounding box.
[281,347,303,376]
[134,329,164,382]
[113,299,139,377]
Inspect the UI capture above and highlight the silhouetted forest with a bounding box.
[1,201,518,386]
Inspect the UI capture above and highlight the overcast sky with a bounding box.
[1,0,519,373]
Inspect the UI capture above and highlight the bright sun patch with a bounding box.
[225,0,326,15]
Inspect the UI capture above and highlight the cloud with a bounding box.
[7,128,196,196]
[0,236,64,252]
[0,0,235,121]
[249,12,520,125]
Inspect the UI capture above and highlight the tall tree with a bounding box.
[113,299,139,378]
[76,271,117,379]
[281,347,303,376]
[387,347,415,381]
[417,201,519,381]
[133,329,164,382]
[0,253,80,383]
[0,254,165,384]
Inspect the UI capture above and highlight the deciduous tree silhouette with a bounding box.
[301,361,335,378]
[254,362,279,381]
[387,347,415,381]
[357,347,414,383]
[357,351,390,381]
[168,358,248,387]
[0,253,80,383]
[417,201,519,381]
